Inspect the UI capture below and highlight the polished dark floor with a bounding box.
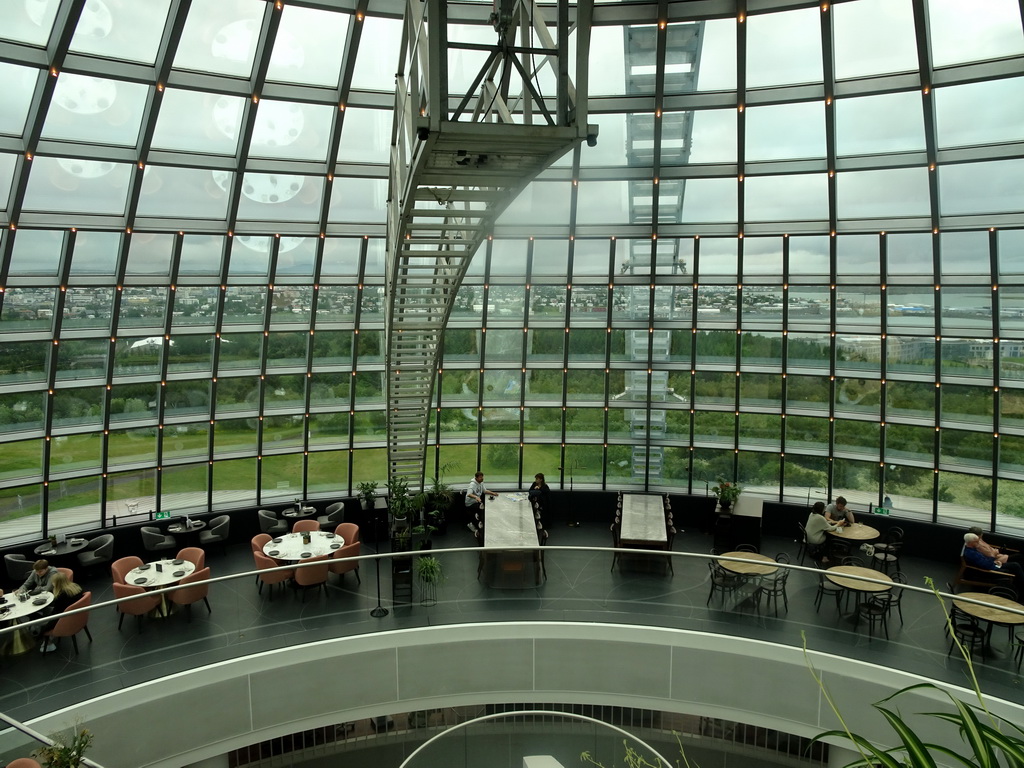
[2,523,1023,724]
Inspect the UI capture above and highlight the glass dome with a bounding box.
[1,0,1023,541]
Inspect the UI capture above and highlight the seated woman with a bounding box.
[805,501,841,564]
[528,472,550,525]
[38,571,83,653]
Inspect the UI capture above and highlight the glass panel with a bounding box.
[137,166,231,219]
[744,174,828,223]
[350,16,402,90]
[126,233,173,275]
[54,339,107,381]
[337,108,390,164]
[835,91,925,156]
[746,7,822,89]
[836,167,931,220]
[928,0,1024,68]
[107,427,157,467]
[745,102,825,161]
[837,235,879,276]
[832,0,917,79]
[228,238,271,278]
[834,377,880,418]
[174,0,265,77]
[1,1,59,45]
[53,387,105,430]
[738,450,780,496]
[212,457,257,507]
[23,157,131,215]
[936,77,1024,149]
[831,457,882,509]
[113,336,162,376]
[50,434,101,474]
[0,437,42,484]
[0,288,57,332]
[161,463,208,513]
[787,374,830,411]
[109,383,159,423]
[997,477,1024,529]
[70,231,120,276]
[164,381,211,419]
[48,475,102,531]
[306,450,347,494]
[179,235,224,275]
[70,0,172,63]
[117,287,168,329]
[682,179,737,223]
[171,289,221,329]
[42,74,148,146]
[107,469,156,521]
[151,89,243,155]
[0,64,39,135]
[250,100,334,162]
[268,5,349,87]
[833,418,880,459]
[501,181,573,226]
[0,484,42,537]
[940,159,1024,216]
[217,333,262,370]
[936,470,991,527]
[327,176,385,224]
[260,453,303,502]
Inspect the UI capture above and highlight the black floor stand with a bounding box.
[370,512,388,618]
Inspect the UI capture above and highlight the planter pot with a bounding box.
[419,580,437,607]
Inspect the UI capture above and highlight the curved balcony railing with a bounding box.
[1,546,1021,727]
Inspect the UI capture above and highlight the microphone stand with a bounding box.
[565,460,581,527]
[370,502,388,618]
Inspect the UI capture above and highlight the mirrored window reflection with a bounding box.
[268,5,349,87]
[137,166,231,220]
[832,0,917,79]
[0,63,38,136]
[173,0,265,78]
[69,0,172,63]
[249,100,334,162]
[1,0,60,45]
[928,0,1024,68]
[151,89,244,155]
[23,157,132,215]
[349,16,402,91]
[41,74,147,146]
[337,108,390,164]
[745,102,825,161]
[327,177,386,224]
[746,7,822,89]
[237,174,324,223]
[835,91,925,156]
[227,237,271,278]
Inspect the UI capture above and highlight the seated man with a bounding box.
[17,559,58,596]
[968,526,1021,563]
[824,496,854,526]
[963,533,1024,595]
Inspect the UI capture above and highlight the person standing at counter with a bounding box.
[465,471,498,533]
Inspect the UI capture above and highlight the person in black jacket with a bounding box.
[529,473,550,526]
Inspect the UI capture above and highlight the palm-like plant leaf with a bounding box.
[873,706,938,768]
[812,730,906,768]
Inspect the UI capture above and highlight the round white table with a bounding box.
[263,531,344,561]
[1,591,55,655]
[126,559,197,617]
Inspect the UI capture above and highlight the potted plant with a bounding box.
[356,480,378,510]
[711,478,741,511]
[424,460,459,536]
[34,725,93,768]
[416,554,443,606]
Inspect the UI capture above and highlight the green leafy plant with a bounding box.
[34,725,93,768]
[356,480,378,509]
[415,554,444,584]
[711,478,741,505]
[805,578,1024,768]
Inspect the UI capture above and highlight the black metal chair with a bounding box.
[872,533,902,573]
[757,569,789,616]
[706,562,742,607]
[814,563,844,614]
[796,522,808,565]
[876,571,907,625]
[857,595,890,639]
[988,584,1020,643]
[947,605,986,658]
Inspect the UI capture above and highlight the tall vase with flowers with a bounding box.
[712,478,741,512]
